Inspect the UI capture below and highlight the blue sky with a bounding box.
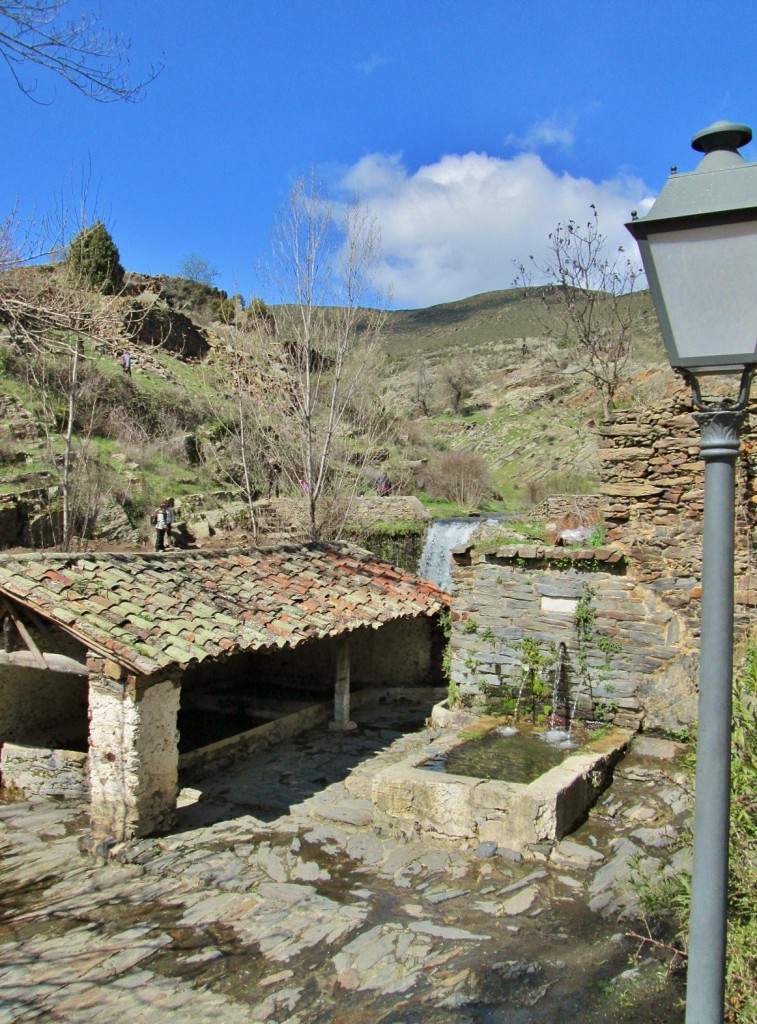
[2,0,756,309]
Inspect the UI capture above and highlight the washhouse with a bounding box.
[0,544,448,842]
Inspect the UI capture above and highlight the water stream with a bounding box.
[417,517,483,591]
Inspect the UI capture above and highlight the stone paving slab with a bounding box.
[0,701,691,1023]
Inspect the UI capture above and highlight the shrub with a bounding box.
[427,449,491,509]
[67,222,125,294]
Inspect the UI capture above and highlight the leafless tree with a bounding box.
[515,205,648,420]
[431,449,490,510]
[437,357,478,413]
[0,0,163,102]
[410,365,435,417]
[179,252,219,285]
[198,322,267,542]
[252,175,389,541]
[0,248,147,548]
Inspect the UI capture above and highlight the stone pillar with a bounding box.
[87,655,180,842]
[329,638,357,732]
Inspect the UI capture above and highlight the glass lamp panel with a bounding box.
[647,221,757,366]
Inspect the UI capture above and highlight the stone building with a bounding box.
[448,389,757,733]
[0,544,447,841]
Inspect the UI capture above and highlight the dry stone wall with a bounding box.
[448,387,757,732]
[449,547,689,730]
[0,666,88,748]
[0,743,87,799]
[599,390,757,638]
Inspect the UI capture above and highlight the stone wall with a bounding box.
[529,494,602,525]
[0,666,89,748]
[599,391,757,639]
[181,615,445,702]
[449,546,691,731]
[0,743,87,799]
[447,389,757,732]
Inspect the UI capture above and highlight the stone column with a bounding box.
[87,655,180,841]
[329,638,357,732]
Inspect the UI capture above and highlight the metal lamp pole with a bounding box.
[625,121,757,1024]
[683,371,752,1024]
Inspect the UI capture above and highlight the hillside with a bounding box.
[0,268,675,550]
[381,287,669,504]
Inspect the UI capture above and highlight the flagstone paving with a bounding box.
[0,702,691,1022]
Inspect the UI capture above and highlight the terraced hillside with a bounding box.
[0,272,673,549]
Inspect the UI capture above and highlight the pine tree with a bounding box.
[67,221,125,294]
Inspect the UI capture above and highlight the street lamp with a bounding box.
[626,122,757,1024]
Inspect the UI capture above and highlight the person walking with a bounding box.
[266,458,281,498]
[164,498,175,547]
[154,504,167,552]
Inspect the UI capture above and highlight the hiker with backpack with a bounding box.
[153,503,167,551]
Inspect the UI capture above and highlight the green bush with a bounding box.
[67,222,125,294]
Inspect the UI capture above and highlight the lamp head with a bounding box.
[626,121,757,375]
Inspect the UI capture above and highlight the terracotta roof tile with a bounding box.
[0,543,447,676]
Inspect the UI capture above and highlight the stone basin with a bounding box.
[371,702,633,851]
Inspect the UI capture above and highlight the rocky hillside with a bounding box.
[0,267,674,550]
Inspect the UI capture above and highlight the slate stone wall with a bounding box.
[448,389,757,732]
[181,615,446,708]
[0,667,88,748]
[529,494,602,524]
[0,743,87,799]
[449,547,690,731]
[599,392,757,638]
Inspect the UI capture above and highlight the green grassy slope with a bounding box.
[0,280,672,531]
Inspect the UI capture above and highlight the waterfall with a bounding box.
[418,518,481,592]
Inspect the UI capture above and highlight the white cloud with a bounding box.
[355,54,392,75]
[505,114,577,152]
[338,151,654,309]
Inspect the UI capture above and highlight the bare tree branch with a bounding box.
[515,205,648,420]
[0,1,163,103]
[253,174,389,541]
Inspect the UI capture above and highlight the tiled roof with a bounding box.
[0,544,447,677]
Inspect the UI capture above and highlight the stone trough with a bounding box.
[372,702,632,852]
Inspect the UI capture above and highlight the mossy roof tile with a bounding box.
[0,543,447,676]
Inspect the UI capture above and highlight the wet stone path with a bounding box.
[0,699,690,1023]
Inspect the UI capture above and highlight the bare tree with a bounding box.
[0,238,149,548]
[515,205,647,420]
[179,252,220,285]
[198,322,266,542]
[252,175,388,541]
[437,356,478,413]
[410,365,435,417]
[431,449,490,510]
[0,0,163,102]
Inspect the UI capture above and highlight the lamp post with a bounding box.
[626,122,757,1024]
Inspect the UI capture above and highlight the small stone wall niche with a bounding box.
[448,543,691,731]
